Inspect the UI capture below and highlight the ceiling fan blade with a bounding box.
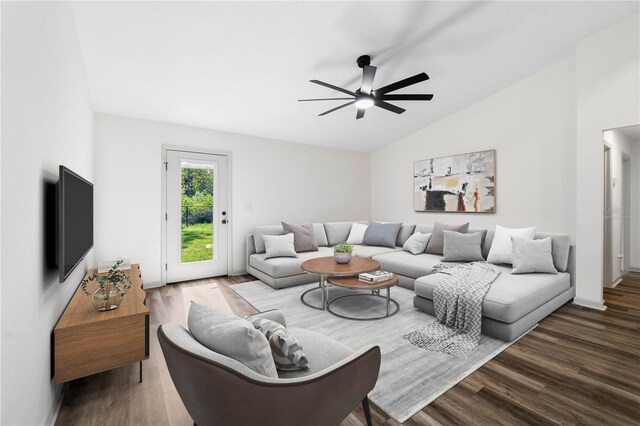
[356,108,365,120]
[375,100,406,114]
[310,80,356,96]
[374,73,429,95]
[318,101,356,116]
[360,65,377,95]
[298,97,353,102]
[382,94,433,101]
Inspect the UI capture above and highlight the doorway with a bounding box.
[164,149,230,283]
[603,145,612,287]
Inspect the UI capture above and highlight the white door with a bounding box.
[166,150,229,283]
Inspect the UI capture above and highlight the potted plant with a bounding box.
[334,243,353,264]
[81,260,132,312]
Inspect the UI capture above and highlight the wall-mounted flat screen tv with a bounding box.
[57,165,93,282]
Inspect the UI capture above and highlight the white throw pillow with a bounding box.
[403,232,431,255]
[511,236,557,274]
[346,223,368,245]
[263,233,298,259]
[487,225,537,265]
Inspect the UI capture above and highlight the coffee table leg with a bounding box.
[321,274,327,310]
[386,287,390,316]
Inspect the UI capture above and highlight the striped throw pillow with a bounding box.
[249,317,309,371]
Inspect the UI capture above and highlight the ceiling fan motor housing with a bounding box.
[357,55,371,68]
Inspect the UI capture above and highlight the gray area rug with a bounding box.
[232,281,529,423]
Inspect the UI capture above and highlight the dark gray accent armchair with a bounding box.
[158,310,381,426]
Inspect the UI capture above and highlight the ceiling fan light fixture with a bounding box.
[355,96,374,109]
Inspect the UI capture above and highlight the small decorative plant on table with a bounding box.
[81,260,132,312]
[334,243,354,264]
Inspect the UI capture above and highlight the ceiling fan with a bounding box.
[299,55,433,119]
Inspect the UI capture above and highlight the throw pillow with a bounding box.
[187,302,278,378]
[511,236,558,274]
[487,225,537,265]
[281,222,318,252]
[346,223,368,244]
[263,233,298,259]
[249,317,309,371]
[425,221,470,255]
[442,231,485,262]
[403,232,431,255]
[362,222,403,248]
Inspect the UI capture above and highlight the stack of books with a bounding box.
[359,270,393,284]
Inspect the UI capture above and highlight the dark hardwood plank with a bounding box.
[56,274,640,426]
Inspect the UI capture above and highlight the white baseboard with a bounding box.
[143,281,164,289]
[611,277,623,288]
[573,298,607,311]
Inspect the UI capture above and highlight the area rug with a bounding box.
[232,280,530,423]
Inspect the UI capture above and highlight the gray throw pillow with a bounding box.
[362,222,403,248]
[425,221,470,255]
[282,222,318,252]
[442,231,485,262]
[249,317,309,371]
[403,232,431,255]
[511,236,558,274]
[263,234,298,259]
[188,302,278,378]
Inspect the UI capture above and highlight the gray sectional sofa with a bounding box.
[246,221,575,341]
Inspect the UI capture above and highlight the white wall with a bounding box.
[93,113,371,286]
[371,57,577,235]
[1,2,94,425]
[575,15,640,308]
[603,129,637,284]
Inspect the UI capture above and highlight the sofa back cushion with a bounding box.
[323,221,367,246]
[253,225,284,254]
[414,224,433,235]
[483,230,572,272]
[282,222,318,253]
[396,224,417,247]
[313,223,329,247]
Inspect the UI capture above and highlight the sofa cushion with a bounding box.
[372,251,443,279]
[313,223,329,247]
[414,266,571,323]
[352,245,401,258]
[483,230,571,272]
[324,222,355,246]
[277,328,353,379]
[250,247,334,278]
[188,302,278,378]
[396,224,417,247]
[425,221,470,255]
[282,222,318,253]
[362,222,402,248]
[253,225,285,253]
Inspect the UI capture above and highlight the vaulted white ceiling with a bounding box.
[71,1,638,152]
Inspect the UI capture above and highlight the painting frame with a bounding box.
[413,149,496,213]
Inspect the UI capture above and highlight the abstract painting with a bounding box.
[414,150,496,213]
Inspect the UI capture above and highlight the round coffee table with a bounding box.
[300,256,379,310]
[327,275,400,320]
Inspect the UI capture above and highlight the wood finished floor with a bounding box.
[56,274,640,426]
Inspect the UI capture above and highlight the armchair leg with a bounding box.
[362,397,373,426]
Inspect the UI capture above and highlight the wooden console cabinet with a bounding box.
[53,264,149,384]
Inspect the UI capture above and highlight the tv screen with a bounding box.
[57,165,93,282]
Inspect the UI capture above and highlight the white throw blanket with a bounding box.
[403,262,501,358]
